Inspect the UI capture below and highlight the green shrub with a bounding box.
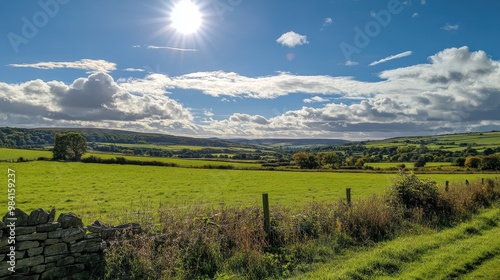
[389,174,440,220]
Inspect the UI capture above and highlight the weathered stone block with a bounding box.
[28,246,44,257]
[69,240,87,253]
[84,232,101,239]
[44,243,67,256]
[2,208,29,226]
[36,222,60,233]
[62,230,85,243]
[47,208,56,223]
[83,241,100,253]
[48,227,84,239]
[45,254,66,264]
[45,262,56,270]
[10,274,39,280]
[17,255,44,269]
[31,264,46,273]
[15,226,36,235]
[57,213,83,229]
[15,250,25,260]
[87,220,108,233]
[28,208,50,226]
[41,266,68,280]
[17,241,40,250]
[16,232,48,241]
[44,239,60,245]
[67,271,90,280]
[56,256,75,267]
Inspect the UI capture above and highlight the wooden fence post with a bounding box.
[482,178,484,185]
[445,181,449,192]
[346,188,352,206]
[466,179,469,186]
[262,193,270,237]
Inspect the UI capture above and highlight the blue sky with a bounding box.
[1,0,499,140]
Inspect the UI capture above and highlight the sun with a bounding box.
[170,0,202,35]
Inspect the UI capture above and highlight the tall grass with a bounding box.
[103,176,500,279]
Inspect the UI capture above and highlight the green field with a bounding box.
[292,208,500,279]
[365,162,453,169]
[1,160,497,224]
[0,148,52,161]
[365,131,500,152]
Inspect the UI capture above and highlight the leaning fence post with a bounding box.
[445,181,449,192]
[346,188,352,206]
[262,193,270,238]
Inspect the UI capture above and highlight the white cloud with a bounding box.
[369,51,413,66]
[0,72,195,134]
[421,0,426,4]
[412,13,419,18]
[442,23,459,31]
[8,59,117,73]
[123,68,145,72]
[322,18,333,28]
[147,45,198,52]
[344,60,359,66]
[304,96,330,103]
[204,109,214,117]
[276,31,309,48]
[2,46,500,139]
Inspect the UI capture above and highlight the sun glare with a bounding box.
[171,0,202,34]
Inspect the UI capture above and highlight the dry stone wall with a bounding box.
[1,208,138,280]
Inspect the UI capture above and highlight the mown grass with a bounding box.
[292,208,500,279]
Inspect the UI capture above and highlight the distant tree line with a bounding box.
[0,127,244,148]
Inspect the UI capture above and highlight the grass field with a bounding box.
[292,208,500,279]
[365,162,453,169]
[365,131,500,153]
[1,160,497,224]
[83,152,263,168]
[0,148,52,161]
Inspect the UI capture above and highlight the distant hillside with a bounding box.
[225,138,350,148]
[358,131,500,153]
[0,127,248,148]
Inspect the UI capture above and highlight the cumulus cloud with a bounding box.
[442,23,459,31]
[202,47,500,138]
[3,46,500,139]
[9,59,117,73]
[369,51,413,66]
[0,72,195,133]
[276,31,309,48]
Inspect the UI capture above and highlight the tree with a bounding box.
[481,154,500,171]
[293,152,319,169]
[319,152,341,168]
[413,156,427,168]
[53,132,87,161]
[464,156,482,169]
